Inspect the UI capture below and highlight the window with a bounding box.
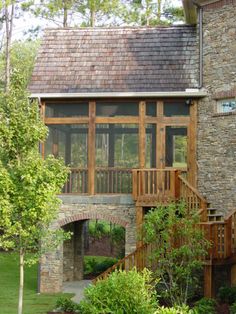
[217,99,236,113]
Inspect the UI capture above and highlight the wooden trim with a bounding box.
[44,117,89,124]
[139,101,146,168]
[95,116,139,124]
[88,102,96,195]
[145,116,190,124]
[188,100,197,187]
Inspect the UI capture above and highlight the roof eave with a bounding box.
[30,90,208,99]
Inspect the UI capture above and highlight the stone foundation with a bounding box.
[39,195,136,293]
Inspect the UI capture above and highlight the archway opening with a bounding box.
[62,218,125,284]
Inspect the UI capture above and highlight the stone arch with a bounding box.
[58,212,129,228]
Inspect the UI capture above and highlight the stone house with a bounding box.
[29,0,236,297]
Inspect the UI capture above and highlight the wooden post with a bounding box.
[65,132,71,165]
[200,200,208,222]
[136,206,144,248]
[204,263,213,298]
[174,170,181,199]
[132,169,138,200]
[226,217,232,258]
[88,101,96,195]
[139,101,146,168]
[40,100,45,159]
[156,101,164,169]
[188,100,197,187]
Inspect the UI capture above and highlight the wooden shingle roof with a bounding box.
[29,26,198,94]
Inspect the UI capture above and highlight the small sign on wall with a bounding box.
[217,98,236,113]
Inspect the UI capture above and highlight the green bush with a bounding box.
[56,296,80,313]
[155,305,192,313]
[193,298,216,314]
[218,286,236,305]
[84,256,117,275]
[79,268,158,314]
[230,302,236,314]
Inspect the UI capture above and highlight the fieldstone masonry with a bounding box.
[197,0,236,214]
[39,195,136,293]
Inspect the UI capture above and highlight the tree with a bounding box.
[122,0,184,26]
[0,72,69,314]
[142,202,210,306]
[0,39,40,91]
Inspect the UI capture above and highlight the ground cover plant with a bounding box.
[0,252,73,314]
[84,255,117,276]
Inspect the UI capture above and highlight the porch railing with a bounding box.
[199,208,236,260]
[95,168,132,194]
[132,169,180,204]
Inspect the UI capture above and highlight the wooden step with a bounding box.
[207,208,223,221]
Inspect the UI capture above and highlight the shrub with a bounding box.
[230,302,236,314]
[155,305,192,313]
[218,286,236,305]
[93,258,117,274]
[56,297,80,313]
[193,298,216,314]
[79,268,158,314]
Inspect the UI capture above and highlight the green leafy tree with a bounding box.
[0,39,40,91]
[142,202,210,306]
[0,72,69,314]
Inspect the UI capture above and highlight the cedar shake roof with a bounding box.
[29,26,198,94]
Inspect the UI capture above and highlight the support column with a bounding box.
[188,100,197,187]
[136,206,144,248]
[139,101,146,168]
[74,221,85,281]
[88,101,96,195]
[204,264,213,298]
[231,264,236,286]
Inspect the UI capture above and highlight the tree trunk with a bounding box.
[4,1,14,92]
[90,9,95,27]
[18,249,24,314]
[157,0,162,24]
[63,2,68,27]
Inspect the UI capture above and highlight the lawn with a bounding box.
[0,252,73,314]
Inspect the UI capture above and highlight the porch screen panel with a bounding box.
[145,124,156,168]
[96,100,139,116]
[45,124,88,193]
[165,126,187,168]
[164,100,190,116]
[45,101,89,117]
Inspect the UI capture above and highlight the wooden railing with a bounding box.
[132,169,180,204]
[95,168,132,194]
[63,168,88,194]
[200,209,236,260]
[93,244,156,283]
[179,175,208,221]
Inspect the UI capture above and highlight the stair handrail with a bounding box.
[93,243,149,283]
[178,175,209,221]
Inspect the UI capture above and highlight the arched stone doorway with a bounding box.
[39,200,136,293]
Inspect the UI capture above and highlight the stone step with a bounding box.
[207,214,223,222]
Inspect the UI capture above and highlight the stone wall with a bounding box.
[197,1,236,214]
[39,195,136,293]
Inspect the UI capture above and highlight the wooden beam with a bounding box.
[96,116,139,124]
[188,100,197,187]
[40,100,45,159]
[88,101,96,195]
[139,101,146,168]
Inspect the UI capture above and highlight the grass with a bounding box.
[0,252,73,314]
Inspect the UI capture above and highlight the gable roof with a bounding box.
[29,26,198,94]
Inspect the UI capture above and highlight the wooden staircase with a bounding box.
[93,171,236,298]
